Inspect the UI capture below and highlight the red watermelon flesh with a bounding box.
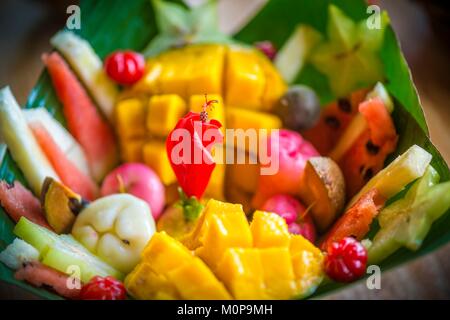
[15,261,81,299]
[0,180,51,229]
[302,89,369,155]
[42,52,118,182]
[29,123,99,200]
[338,97,398,198]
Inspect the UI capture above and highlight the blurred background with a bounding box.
[0,0,449,299]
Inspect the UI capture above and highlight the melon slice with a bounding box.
[51,31,118,123]
[23,108,90,177]
[0,87,59,195]
[13,217,123,283]
[42,52,119,182]
[29,123,98,200]
[0,180,51,229]
[0,238,40,270]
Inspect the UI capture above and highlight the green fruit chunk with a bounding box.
[368,166,450,264]
[0,238,40,270]
[347,145,432,209]
[13,217,123,282]
[0,87,59,195]
[310,5,389,97]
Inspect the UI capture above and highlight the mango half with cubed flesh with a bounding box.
[126,200,323,300]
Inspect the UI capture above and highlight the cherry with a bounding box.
[105,50,145,86]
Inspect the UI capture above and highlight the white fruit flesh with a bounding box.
[0,87,59,195]
[275,25,322,83]
[0,238,39,270]
[72,194,156,274]
[51,31,118,123]
[23,108,90,177]
[347,145,432,209]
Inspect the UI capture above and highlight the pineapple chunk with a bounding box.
[120,138,145,162]
[226,47,265,109]
[143,140,176,185]
[115,99,147,139]
[250,211,290,248]
[195,211,252,270]
[259,247,297,299]
[147,94,186,137]
[167,258,231,300]
[182,199,245,250]
[186,44,226,97]
[125,262,179,300]
[216,248,268,299]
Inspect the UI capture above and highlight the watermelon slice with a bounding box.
[321,188,385,250]
[29,123,98,200]
[302,88,368,155]
[338,97,398,198]
[23,108,90,177]
[15,261,81,299]
[42,52,119,182]
[0,180,51,229]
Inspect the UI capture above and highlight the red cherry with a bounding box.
[254,41,277,60]
[80,276,126,300]
[324,237,368,283]
[105,50,145,85]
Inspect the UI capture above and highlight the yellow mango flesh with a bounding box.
[146,94,186,137]
[143,140,176,185]
[250,210,290,248]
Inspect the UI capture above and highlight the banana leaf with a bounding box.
[0,0,449,299]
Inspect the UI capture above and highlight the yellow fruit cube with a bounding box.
[204,163,225,200]
[158,50,191,98]
[167,258,231,300]
[250,211,290,248]
[289,235,322,259]
[116,99,147,139]
[143,140,176,185]
[125,263,179,300]
[216,248,268,299]
[131,59,163,95]
[147,94,186,137]
[186,44,225,97]
[120,138,145,162]
[291,251,324,298]
[141,232,193,274]
[183,199,245,250]
[225,47,265,109]
[257,53,287,111]
[259,248,297,299]
[196,210,252,270]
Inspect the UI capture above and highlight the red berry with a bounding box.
[104,50,145,85]
[80,276,126,300]
[324,237,367,283]
[254,41,277,60]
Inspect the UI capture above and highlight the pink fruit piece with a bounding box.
[261,194,302,224]
[42,52,119,182]
[252,129,319,208]
[29,123,99,200]
[288,219,316,244]
[101,163,165,219]
[0,180,51,230]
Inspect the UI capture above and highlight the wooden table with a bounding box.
[0,0,449,299]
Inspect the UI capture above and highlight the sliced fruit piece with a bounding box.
[257,51,287,111]
[14,217,123,282]
[43,52,119,182]
[51,31,119,123]
[0,238,39,270]
[115,99,147,140]
[147,94,186,138]
[143,140,176,185]
[15,261,81,299]
[275,25,322,83]
[23,108,90,177]
[347,144,432,209]
[250,210,290,248]
[226,46,265,109]
[30,123,98,200]
[41,177,85,234]
[298,157,345,232]
[215,248,268,299]
[0,180,51,229]
[0,87,59,195]
[321,188,386,250]
[120,138,145,163]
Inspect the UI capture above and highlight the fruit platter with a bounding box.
[0,0,449,300]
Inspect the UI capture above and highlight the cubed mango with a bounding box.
[147,94,186,137]
[250,210,290,248]
[143,140,176,185]
[116,99,147,139]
